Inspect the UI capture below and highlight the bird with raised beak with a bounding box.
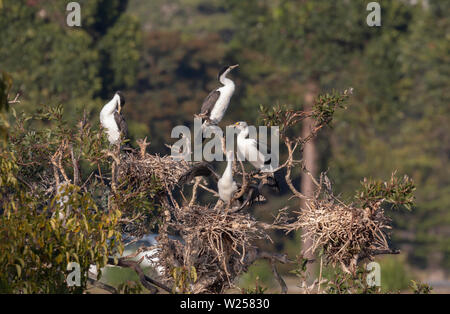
[100,91,128,146]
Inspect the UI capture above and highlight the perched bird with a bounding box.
[89,233,180,279]
[234,121,273,171]
[177,155,274,211]
[100,91,128,145]
[199,64,239,125]
[234,121,280,194]
[218,151,238,203]
[121,234,163,274]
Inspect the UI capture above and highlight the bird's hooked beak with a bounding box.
[229,64,239,70]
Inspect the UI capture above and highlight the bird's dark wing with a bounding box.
[235,173,281,212]
[259,174,280,194]
[178,162,220,186]
[237,184,258,211]
[200,90,220,116]
[114,111,128,139]
[234,183,268,212]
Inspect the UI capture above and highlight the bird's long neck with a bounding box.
[102,94,119,116]
[238,127,249,139]
[223,157,233,179]
[219,72,234,87]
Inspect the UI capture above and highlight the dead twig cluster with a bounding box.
[155,204,270,293]
[118,151,190,192]
[285,196,397,274]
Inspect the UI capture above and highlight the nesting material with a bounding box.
[155,205,268,294]
[294,198,392,272]
[118,153,190,191]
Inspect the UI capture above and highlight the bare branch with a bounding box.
[231,160,248,202]
[7,93,21,104]
[107,257,171,294]
[136,137,150,159]
[87,277,118,294]
[284,139,307,199]
[70,145,80,186]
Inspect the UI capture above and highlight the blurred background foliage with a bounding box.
[0,0,448,292]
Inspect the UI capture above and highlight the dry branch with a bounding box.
[107,257,171,294]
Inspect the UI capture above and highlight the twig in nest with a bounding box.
[136,137,150,159]
[189,177,201,207]
[199,183,219,197]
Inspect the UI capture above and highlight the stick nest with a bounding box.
[294,198,392,273]
[156,205,269,293]
[118,153,190,191]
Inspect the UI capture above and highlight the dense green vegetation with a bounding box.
[0,0,448,292]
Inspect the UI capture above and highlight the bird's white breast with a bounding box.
[218,178,238,202]
[237,137,266,169]
[209,83,235,123]
[100,109,120,145]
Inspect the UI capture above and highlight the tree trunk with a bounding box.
[301,80,319,280]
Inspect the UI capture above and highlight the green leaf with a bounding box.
[15,264,21,277]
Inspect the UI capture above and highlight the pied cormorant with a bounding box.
[199,64,239,125]
[234,121,273,171]
[100,91,128,145]
[218,151,238,203]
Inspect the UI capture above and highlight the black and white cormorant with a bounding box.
[234,121,280,193]
[100,91,128,145]
[234,121,273,171]
[177,158,274,211]
[198,64,239,124]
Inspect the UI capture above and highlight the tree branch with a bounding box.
[87,277,118,294]
[107,257,172,294]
